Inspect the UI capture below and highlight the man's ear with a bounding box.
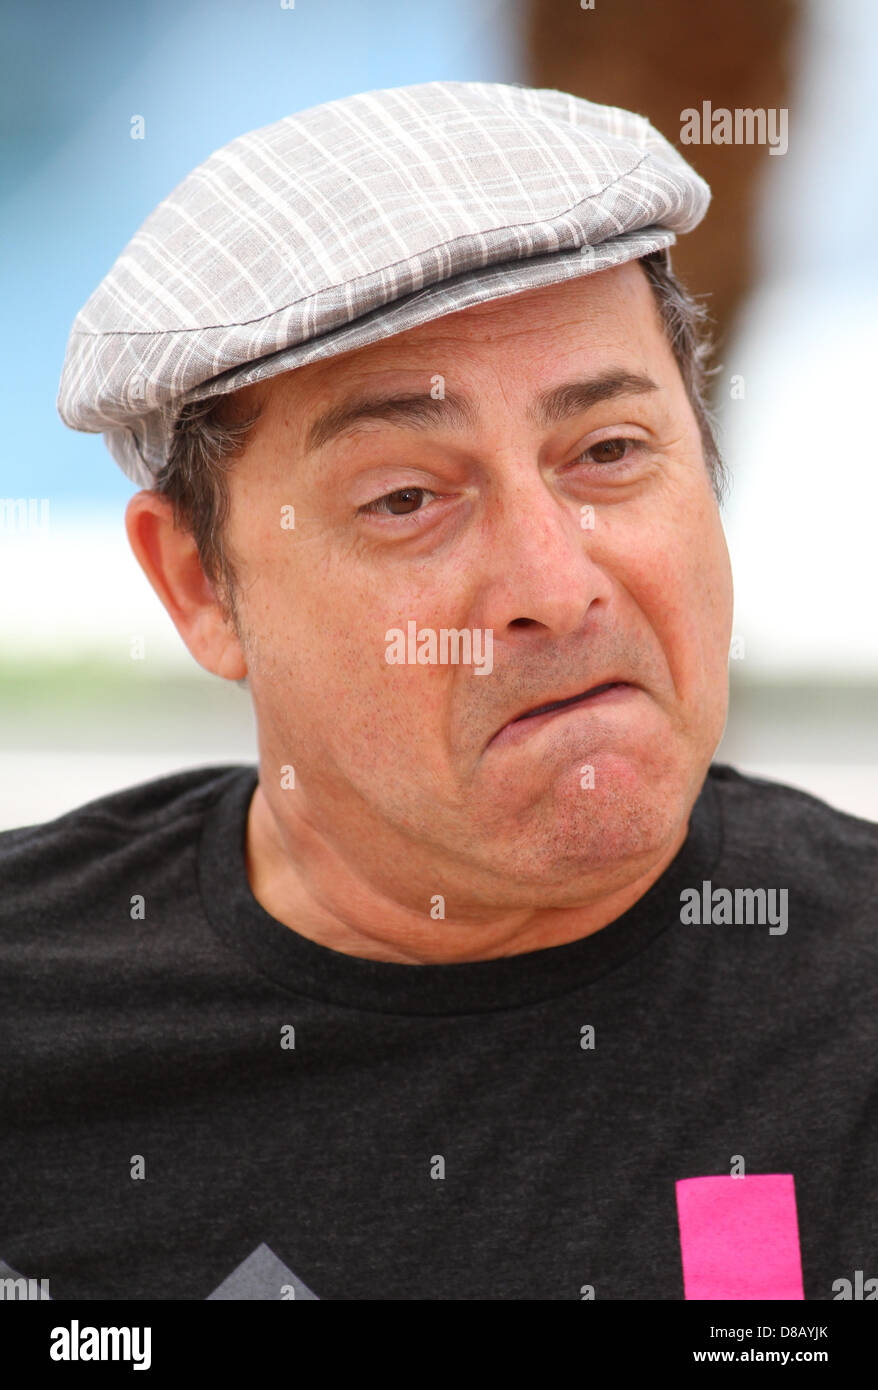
[124,490,247,681]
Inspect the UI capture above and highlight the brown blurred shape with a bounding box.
[526,0,802,357]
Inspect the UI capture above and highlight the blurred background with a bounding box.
[1,0,875,829]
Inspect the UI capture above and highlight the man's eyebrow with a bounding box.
[529,369,659,427]
[305,388,477,453]
[304,368,659,454]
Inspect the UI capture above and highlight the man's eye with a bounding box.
[574,437,638,466]
[358,486,436,517]
[358,440,639,519]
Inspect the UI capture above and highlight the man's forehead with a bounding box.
[260,264,664,443]
[305,261,652,380]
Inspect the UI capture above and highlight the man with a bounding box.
[2,81,876,1302]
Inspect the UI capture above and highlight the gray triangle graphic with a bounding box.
[206,1242,319,1300]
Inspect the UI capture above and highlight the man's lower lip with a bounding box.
[488,682,634,749]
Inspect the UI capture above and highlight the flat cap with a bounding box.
[57,80,710,487]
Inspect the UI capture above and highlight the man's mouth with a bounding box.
[486,680,635,751]
[512,682,623,722]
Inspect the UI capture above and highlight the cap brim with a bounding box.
[183,229,675,412]
[105,228,675,488]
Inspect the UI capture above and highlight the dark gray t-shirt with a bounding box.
[1,762,876,1300]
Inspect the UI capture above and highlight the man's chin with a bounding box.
[472,747,690,888]
[479,721,681,814]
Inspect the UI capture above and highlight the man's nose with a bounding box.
[474,467,613,640]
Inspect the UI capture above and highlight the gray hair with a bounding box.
[153,251,727,611]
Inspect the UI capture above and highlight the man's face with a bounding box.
[222,262,733,911]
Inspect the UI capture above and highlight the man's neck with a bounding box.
[243,780,690,965]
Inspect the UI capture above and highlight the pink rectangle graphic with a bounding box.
[676,1174,805,1300]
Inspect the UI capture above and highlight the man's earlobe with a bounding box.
[124,490,248,683]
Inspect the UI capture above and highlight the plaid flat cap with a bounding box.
[57,80,710,487]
